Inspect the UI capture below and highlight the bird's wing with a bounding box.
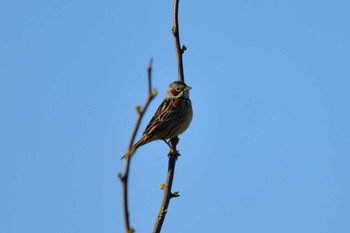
[143,98,183,137]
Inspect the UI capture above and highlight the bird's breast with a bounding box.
[171,99,182,107]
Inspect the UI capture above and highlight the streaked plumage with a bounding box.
[122,81,192,159]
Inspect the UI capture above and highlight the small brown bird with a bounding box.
[122,81,192,159]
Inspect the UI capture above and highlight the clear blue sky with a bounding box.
[1,0,349,232]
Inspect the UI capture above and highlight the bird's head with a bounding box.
[165,81,191,99]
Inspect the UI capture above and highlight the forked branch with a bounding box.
[118,59,157,233]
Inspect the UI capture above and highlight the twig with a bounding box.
[172,0,185,83]
[118,59,156,233]
[153,0,186,232]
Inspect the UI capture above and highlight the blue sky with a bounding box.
[1,0,350,232]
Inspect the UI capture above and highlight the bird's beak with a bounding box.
[185,86,192,91]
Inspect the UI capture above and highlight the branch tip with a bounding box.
[147,58,153,71]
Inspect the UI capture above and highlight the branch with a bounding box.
[172,0,186,83]
[118,59,156,233]
[153,0,186,232]
[153,138,180,233]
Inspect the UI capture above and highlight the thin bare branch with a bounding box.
[153,0,186,232]
[172,0,185,83]
[119,59,156,233]
[153,138,179,233]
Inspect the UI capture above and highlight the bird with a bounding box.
[122,81,192,159]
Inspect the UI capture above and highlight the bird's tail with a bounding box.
[120,139,145,160]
